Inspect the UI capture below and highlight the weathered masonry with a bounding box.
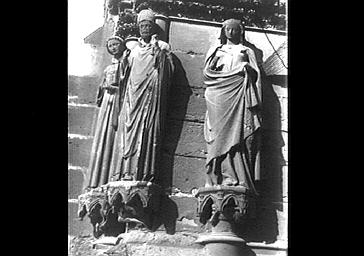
[68,4,287,255]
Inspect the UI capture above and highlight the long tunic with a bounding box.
[109,38,173,182]
[85,55,128,189]
[203,43,262,195]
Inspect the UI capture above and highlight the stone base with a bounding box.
[194,185,252,256]
[196,231,245,244]
[69,230,287,256]
[196,232,247,256]
[70,230,207,256]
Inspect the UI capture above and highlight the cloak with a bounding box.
[203,43,262,190]
[86,53,129,189]
[110,40,173,182]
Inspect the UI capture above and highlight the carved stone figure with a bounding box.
[109,9,174,183]
[85,36,129,189]
[78,10,174,237]
[203,19,262,195]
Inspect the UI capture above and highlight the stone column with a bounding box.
[195,186,254,256]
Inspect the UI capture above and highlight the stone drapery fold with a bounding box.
[86,53,129,189]
[110,40,173,183]
[203,44,262,192]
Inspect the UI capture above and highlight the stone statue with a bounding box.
[85,36,129,189]
[109,9,174,183]
[203,19,262,195]
[78,10,173,237]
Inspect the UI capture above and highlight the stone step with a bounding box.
[68,104,99,136]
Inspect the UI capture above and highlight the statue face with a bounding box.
[224,24,241,41]
[107,39,124,56]
[139,20,154,39]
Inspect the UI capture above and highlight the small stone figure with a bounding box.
[85,36,130,189]
[109,9,174,183]
[203,19,262,195]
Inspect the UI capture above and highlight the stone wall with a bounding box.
[68,16,288,254]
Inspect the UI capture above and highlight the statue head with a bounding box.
[106,35,126,58]
[137,9,156,40]
[220,19,245,45]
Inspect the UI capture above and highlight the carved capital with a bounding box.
[77,181,163,237]
[77,188,109,237]
[195,186,254,256]
[196,186,250,227]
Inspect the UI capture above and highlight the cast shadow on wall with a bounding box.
[157,52,192,190]
[149,43,286,239]
[153,52,192,234]
[237,40,286,244]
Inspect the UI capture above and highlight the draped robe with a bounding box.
[85,54,129,189]
[110,39,173,182]
[203,43,262,195]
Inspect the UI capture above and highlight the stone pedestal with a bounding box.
[195,186,253,256]
[77,180,163,238]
